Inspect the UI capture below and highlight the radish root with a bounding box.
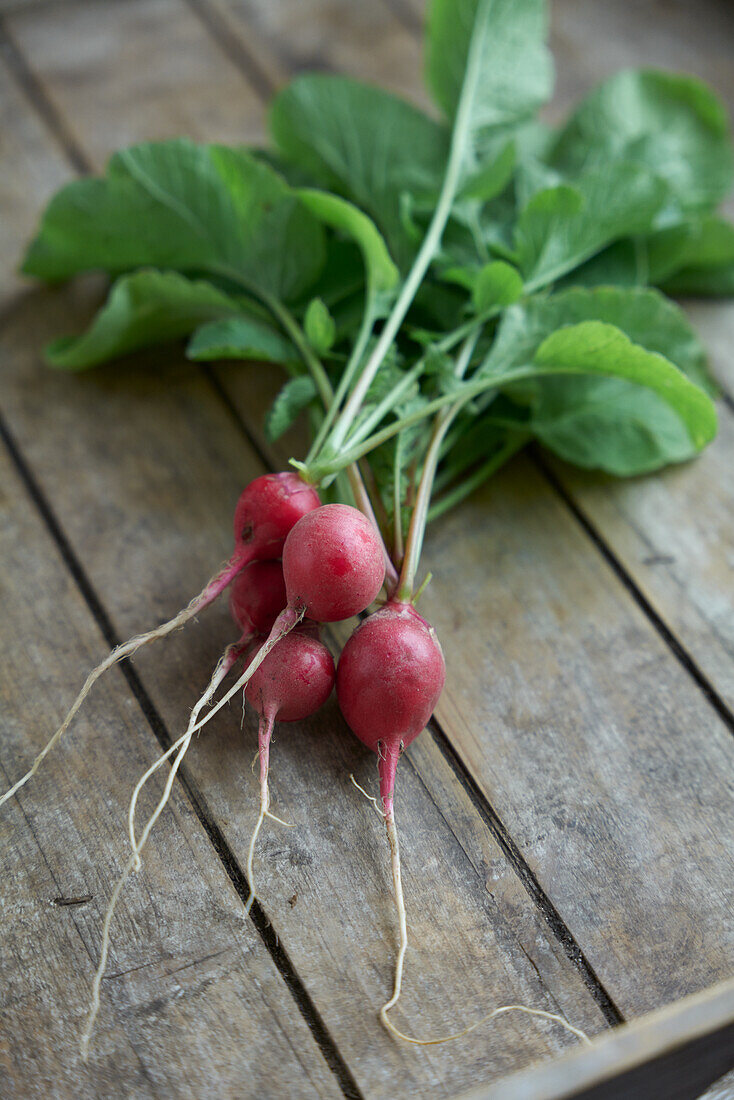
[80,637,245,1059]
[377,806,591,1048]
[244,714,273,915]
[0,556,244,812]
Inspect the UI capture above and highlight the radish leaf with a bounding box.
[23,140,325,302]
[304,299,336,355]
[45,270,244,371]
[265,377,319,441]
[552,70,734,213]
[270,75,448,267]
[187,317,299,365]
[426,0,553,129]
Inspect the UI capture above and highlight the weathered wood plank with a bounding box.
[0,8,610,1096]
[458,978,734,1100]
[0,429,342,1099]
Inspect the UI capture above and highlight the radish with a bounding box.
[229,559,288,638]
[174,503,386,743]
[338,601,588,1047]
[0,472,319,810]
[243,630,336,912]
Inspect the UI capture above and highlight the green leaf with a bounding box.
[270,75,448,267]
[663,264,734,297]
[45,270,243,370]
[484,285,714,392]
[23,139,326,302]
[457,139,515,201]
[187,316,298,364]
[304,298,336,354]
[297,189,399,296]
[532,321,716,456]
[480,286,717,473]
[660,216,734,295]
[551,70,734,213]
[265,376,318,441]
[515,165,668,290]
[531,379,701,474]
[426,0,553,129]
[472,261,523,313]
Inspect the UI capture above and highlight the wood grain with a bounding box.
[199,0,429,106]
[0,61,72,300]
[0,424,341,1099]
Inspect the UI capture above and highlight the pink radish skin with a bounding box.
[336,599,445,1041]
[336,600,445,816]
[233,471,321,562]
[243,632,336,912]
[229,560,287,638]
[282,503,386,624]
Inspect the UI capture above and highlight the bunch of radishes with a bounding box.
[0,468,452,1052]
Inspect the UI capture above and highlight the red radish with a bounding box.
[336,601,445,818]
[337,599,446,1038]
[243,631,336,911]
[229,560,287,637]
[179,503,386,741]
[233,471,321,561]
[337,604,588,1048]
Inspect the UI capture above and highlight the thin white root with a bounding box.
[0,557,243,812]
[265,810,295,828]
[350,774,386,819]
[244,767,269,916]
[128,640,243,855]
[80,731,193,1060]
[379,810,590,1048]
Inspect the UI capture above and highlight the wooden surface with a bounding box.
[0,1,732,1098]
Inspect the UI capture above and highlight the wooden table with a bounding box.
[0,2,733,1097]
